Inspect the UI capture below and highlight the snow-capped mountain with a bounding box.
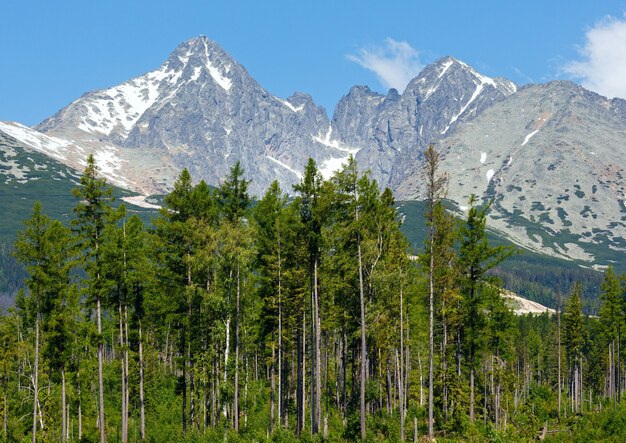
[410,80,626,263]
[34,36,355,195]
[332,56,517,189]
[1,36,625,265]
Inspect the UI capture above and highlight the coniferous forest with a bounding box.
[3,147,626,442]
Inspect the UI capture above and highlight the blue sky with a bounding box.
[2,0,626,126]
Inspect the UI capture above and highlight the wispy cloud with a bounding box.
[563,15,626,99]
[348,38,423,92]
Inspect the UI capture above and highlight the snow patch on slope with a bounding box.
[93,146,126,178]
[202,38,232,91]
[313,128,359,154]
[266,155,303,179]
[0,121,131,189]
[486,169,495,182]
[319,157,348,180]
[312,127,361,179]
[442,82,485,134]
[76,66,173,137]
[190,66,202,82]
[521,129,539,146]
[458,60,497,87]
[277,98,304,113]
[0,121,74,163]
[73,37,233,138]
[421,58,455,100]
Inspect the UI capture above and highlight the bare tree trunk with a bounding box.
[3,390,7,441]
[618,328,622,402]
[405,324,411,416]
[270,343,275,434]
[278,234,283,428]
[302,311,306,432]
[62,368,67,442]
[314,259,322,435]
[119,303,127,443]
[124,306,129,439]
[2,360,6,440]
[470,366,475,423]
[557,296,562,419]
[224,317,230,382]
[97,296,106,443]
[32,311,40,443]
[418,351,423,407]
[428,239,435,439]
[296,316,303,436]
[78,367,82,441]
[182,327,187,433]
[396,350,404,438]
[234,264,240,432]
[233,263,240,432]
[424,143,446,439]
[310,257,317,435]
[400,286,405,442]
[357,237,367,441]
[442,316,448,423]
[190,355,195,428]
[223,268,233,422]
[139,320,146,442]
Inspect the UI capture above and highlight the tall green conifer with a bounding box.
[72,154,117,443]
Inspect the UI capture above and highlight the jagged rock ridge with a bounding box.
[35,36,357,195]
[1,37,625,265]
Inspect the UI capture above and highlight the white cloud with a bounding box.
[564,15,626,99]
[348,38,424,92]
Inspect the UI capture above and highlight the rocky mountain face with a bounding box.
[1,36,625,264]
[416,81,626,263]
[34,36,356,195]
[332,57,517,190]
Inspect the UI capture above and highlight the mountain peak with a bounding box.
[406,56,517,102]
[168,35,230,66]
[434,55,460,65]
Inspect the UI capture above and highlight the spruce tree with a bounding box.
[564,283,586,413]
[293,158,323,436]
[154,168,197,433]
[14,203,72,443]
[72,154,118,443]
[599,266,622,403]
[422,143,449,439]
[457,195,512,423]
[253,180,289,432]
[217,162,252,432]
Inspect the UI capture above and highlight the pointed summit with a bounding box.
[164,36,236,91]
[406,56,516,102]
[169,35,228,62]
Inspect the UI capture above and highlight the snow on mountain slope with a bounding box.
[422,81,626,262]
[5,36,625,270]
[0,121,177,194]
[34,36,355,195]
[332,56,517,191]
[37,36,235,143]
[0,121,131,188]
